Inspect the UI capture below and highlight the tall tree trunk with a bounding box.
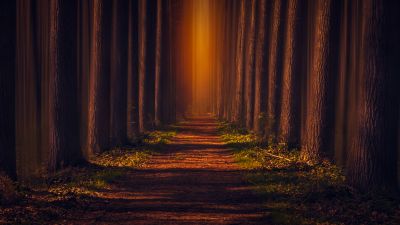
[88,0,111,154]
[110,0,128,146]
[138,0,146,133]
[77,0,92,158]
[127,0,139,142]
[347,0,399,191]
[233,0,246,126]
[333,0,351,165]
[278,0,303,147]
[0,1,16,179]
[16,0,44,180]
[302,0,340,161]
[253,0,269,135]
[154,0,162,127]
[244,0,256,130]
[47,0,80,171]
[266,0,285,141]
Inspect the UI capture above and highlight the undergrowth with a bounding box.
[219,121,400,225]
[0,129,176,224]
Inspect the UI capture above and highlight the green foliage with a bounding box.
[220,121,400,225]
[218,121,260,150]
[91,147,151,168]
[142,130,177,146]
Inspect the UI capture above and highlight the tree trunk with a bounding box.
[154,0,162,127]
[77,0,92,158]
[127,0,139,142]
[47,0,80,172]
[302,0,339,161]
[244,0,256,130]
[266,0,285,142]
[347,0,399,191]
[233,0,246,126]
[0,1,16,179]
[88,0,111,154]
[138,0,147,133]
[16,0,45,180]
[110,0,128,146]
[278,0,303,147]
[253,0,269,135]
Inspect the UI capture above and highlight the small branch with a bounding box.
[264,152,292,162]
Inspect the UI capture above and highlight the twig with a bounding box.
[263,152,292,162]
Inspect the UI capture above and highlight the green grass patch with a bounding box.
[143,130,176,145]
[219,121,400,225]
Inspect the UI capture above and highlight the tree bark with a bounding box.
[77,0,92,158]
[244,0,256,130]
[0,1,16,179]
[138,0,147,133]
[127,0,139,142]
[110,0,128,146]
[233,0,246,126]
[253,0,269,135]
[16,0,45,180]
[266,0,285,141]
[154,0,162,127]
[88,0,111,154]
[302,0,339,161]
[47,0,80,172]
[347,0,399,191]
[278,0,303,147]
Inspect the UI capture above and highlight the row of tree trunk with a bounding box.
[0,0,186,181]
[215,0,400,191]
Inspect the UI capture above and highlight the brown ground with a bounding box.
[62,117,269,224]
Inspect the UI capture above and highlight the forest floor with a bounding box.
[1,116,400,224]
[0,117,269,224]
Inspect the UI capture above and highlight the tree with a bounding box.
[0,1,16,179]
[47,0,80,171]
[266,0,285,141]
[278,0,304,147]
[154,0,162,126]
[110,0,129,146]
[244,0,256,130]
[88,0,112,154]
[127,0,139,142]
[138,0,147,133]
[253,0,269,135]
[233,0,246,126]
[346,0,399,191]
[302,0,340,161]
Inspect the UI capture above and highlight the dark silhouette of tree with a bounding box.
[0,1,16,179]
[127,0,139,142]
[47,0,80,171]
[110,0,129,146]
[346,0,400,191]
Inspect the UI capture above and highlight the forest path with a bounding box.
[73,116,268,224]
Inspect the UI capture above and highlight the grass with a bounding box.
[218,120,400,225]
[0,129,177,224]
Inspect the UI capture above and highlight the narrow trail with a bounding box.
[72,117,268,224]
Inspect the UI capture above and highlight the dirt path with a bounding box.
[69,117,268,224]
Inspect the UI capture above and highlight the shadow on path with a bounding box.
[69,116,269,225]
